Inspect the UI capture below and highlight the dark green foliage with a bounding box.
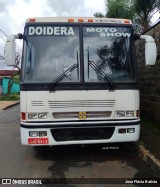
[106,0,134,20]
[94,0,160,32]
[0,94,20,101]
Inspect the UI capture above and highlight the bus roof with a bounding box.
[26,17,132,25]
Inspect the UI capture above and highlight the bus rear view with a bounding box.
[4,17,157,146]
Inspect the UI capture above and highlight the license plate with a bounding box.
[28,138,48,145]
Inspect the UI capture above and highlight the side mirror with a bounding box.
[4,35,19,66]
[140,35,157,65]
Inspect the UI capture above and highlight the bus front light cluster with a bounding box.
[28,113,47,119]
[126,111,134,117]
[29,131,47,137]
[116,111,134,117]
[28,113,37,119]
[118,128,135,134]
[117,111,125,117]
[29,131,39,137]
[38,113,47,119]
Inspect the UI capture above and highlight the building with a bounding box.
[0,70,18,84]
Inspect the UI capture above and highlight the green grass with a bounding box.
[0,94,20,101]
[141,117,160,135]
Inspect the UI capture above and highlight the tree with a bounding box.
[132,0,160,30]
[106,0,134,20]
[94,12,105,18]
[15,50,22,70]
[94,0,160,32]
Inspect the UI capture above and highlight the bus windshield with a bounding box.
[22,25,135,83]
[83,26,135,82]
[23,26,80,83]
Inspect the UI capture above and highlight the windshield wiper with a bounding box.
[48,63,78,91]
[89,61,116,88]
[87,48,116,89]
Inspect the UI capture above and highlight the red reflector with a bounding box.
[21,112,26,120]
[136,110,140,117]
[28,138,48,144]
[29,19,36,23]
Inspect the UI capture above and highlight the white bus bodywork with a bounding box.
[4,17,156,146]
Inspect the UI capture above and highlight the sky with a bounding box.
[0,0,106,69]
[0,0,159,69]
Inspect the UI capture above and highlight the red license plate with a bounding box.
[28,138,48,144]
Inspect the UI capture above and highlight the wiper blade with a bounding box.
[87,47,115,89]
[89,61,116,89]
[48,63,78,91]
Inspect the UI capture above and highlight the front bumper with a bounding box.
[20,119,140,145]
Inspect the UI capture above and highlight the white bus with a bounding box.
[5,17,156,146]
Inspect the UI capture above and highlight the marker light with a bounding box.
[88,19,93,22]
[78,19,83,22]
[68,18,74,23]
[124,20,130,24]
[29,19,36,23]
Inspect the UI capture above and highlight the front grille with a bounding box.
[48,100,115,109]
[53,112,78,119]
[53,111,112,119]
[51,127,115,142]
[31,101,44,107]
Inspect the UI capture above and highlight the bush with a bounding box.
[13,75,20,84]
[0,93,20,101]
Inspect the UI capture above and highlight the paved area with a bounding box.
[0,101,160,178]
[0,105,158,186]
[0,101,20,111]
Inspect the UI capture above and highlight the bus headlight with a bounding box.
[28,113,37,119]
[127,128,135,133]
[126,111,134,117]
[117,111,125,117]
[29,131,39,137]
[38,113,47,119]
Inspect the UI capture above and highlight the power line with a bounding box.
[0,6,19,27]
[0,29,8,37]
[0,6,21,35]
[0,35,5,42]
